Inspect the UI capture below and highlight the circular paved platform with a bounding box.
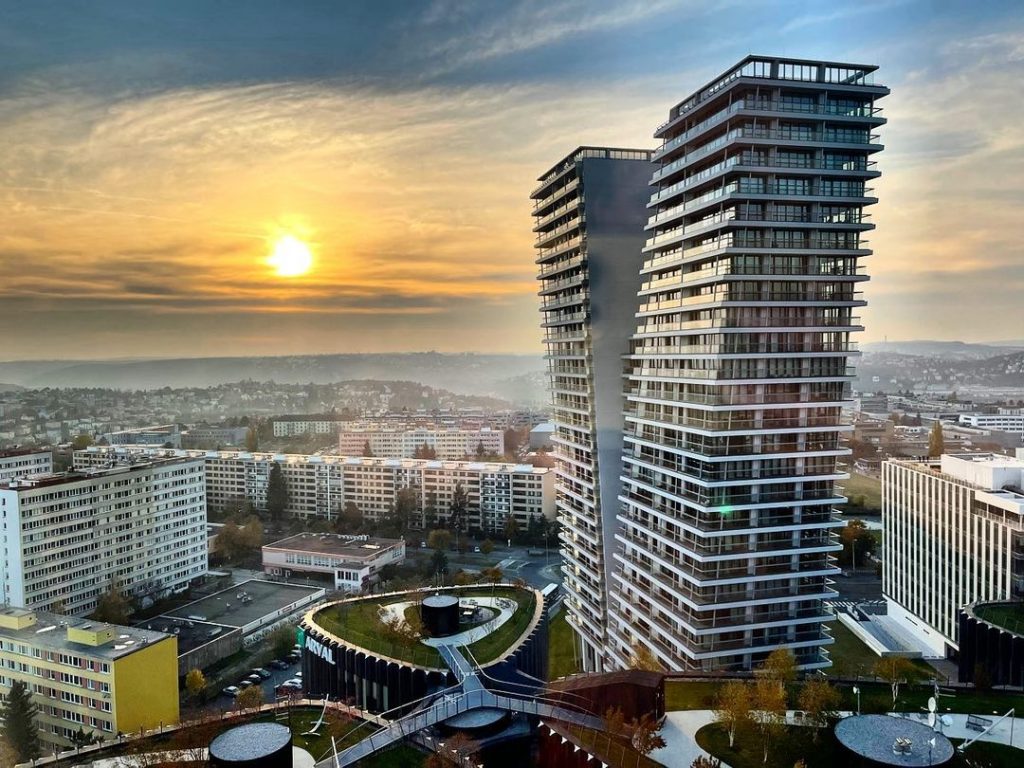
[835,714,954,766]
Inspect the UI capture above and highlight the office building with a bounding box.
[272,414,350,438]
[533,146,653,671]
[959,412,1024,436]
[0,606,179,751]
[182,423,250,448]
[338,425,504,459]
[883,453,1024,656]
[0,448,52,483]
[0,457,207,616]
[263,533,406,592]
[610,56,888,671]
[75,446,554,534]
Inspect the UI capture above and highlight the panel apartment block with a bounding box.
[0,606,179,751]
[0,458,207,616]
[610,56,888,671]
[533,146,653,671]
[75,447,554,534]
[0,449,52,483]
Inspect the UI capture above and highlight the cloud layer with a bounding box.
[0,1,1021,358]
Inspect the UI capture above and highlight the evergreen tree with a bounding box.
[362,440,374,457]
[244,427,259,452]
[449,482,468,549]
[266,462,289,524]
[0,679,41,762]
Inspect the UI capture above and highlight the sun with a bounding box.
[267,234,313,277]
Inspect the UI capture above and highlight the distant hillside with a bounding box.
[862,340,1023,359]
[857,350,1024,391]
[0,353,547,403]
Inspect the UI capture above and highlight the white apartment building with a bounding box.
[883,453,1024,657]
[338,426,505,459]
[75,447,554,534]
[959,412,1024,436]
[272,415,349,438]
[611,56,887,672]
[262,533,405,592]
[0,449,52,483]
[101,424,182,448]
[0,458,207,616]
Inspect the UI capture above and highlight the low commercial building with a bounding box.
[101,424,182,447]
[75,447,555,533]
[0,457,207,616]
[182,424,250,448]
[338,425,504,459]
[0,606,178,751]
[883,453,1024,657]
[0,448,52,482]
[263,533,405,592]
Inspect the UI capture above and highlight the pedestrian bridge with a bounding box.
[316,645,602,767]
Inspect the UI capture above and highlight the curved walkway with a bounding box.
[378,596,518,647]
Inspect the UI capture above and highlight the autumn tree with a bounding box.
[235,684,264,712]
[690,758,722,768]
[480,539,494,555]
[393,487,418,530]
[0,679,41,762]
[757,648,797,690]
[631,712,667,755]
[93,578,131,624]
[751,677,787,765]
[335,501,362,533]
[0,735,18,768]
[628,642,665,672]
[185,668,207,703]
[503,514,519,543]
[874,657,929,710]
[928,421,946,457]
[797,678,841,739]
[714,680,752,748]
[245,427,259,452]
[839,519,876,570]
[264,625,295,661]
[427,528,452,552]
[604,706,627,737]
[362,440,374,457]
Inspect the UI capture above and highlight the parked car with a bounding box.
[473,546,481,553]
[268,659,289,671]
[288,650,302,662]
[238,679,254,690]
[295,671,302,679]
[251,668,272,679]
[221,685,240,698]
[282,678,302,688]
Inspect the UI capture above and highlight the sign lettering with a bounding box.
[305,635,336,665]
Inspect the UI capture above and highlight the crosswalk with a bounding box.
[827,599,885,614]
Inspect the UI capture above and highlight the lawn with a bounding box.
[312,586,537,667]
[548,610,580,680]
[840,471,882,512]
[973,602,1024,636]
[826,618,886,679]
[665,680,723,711]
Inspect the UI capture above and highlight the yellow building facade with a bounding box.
[0,607,179,753]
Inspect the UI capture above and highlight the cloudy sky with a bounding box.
[1,0,1021,359]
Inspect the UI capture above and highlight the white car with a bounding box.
[221,685,240,698]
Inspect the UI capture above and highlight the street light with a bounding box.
[853,686,861,716]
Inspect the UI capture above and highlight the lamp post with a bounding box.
[853,686,861,716]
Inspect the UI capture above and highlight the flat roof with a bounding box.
[264,533,403,558]
[534,146,654,188]
[0,456,200,490]
[0,607,173,661]
[162,579,323,630]
[135,615,239,655]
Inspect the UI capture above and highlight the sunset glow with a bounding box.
[267,235,313,277]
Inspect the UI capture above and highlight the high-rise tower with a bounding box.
[609,57,888,671]
[532,147,652,671]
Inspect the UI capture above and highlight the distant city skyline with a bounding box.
[1,0,1022,359]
